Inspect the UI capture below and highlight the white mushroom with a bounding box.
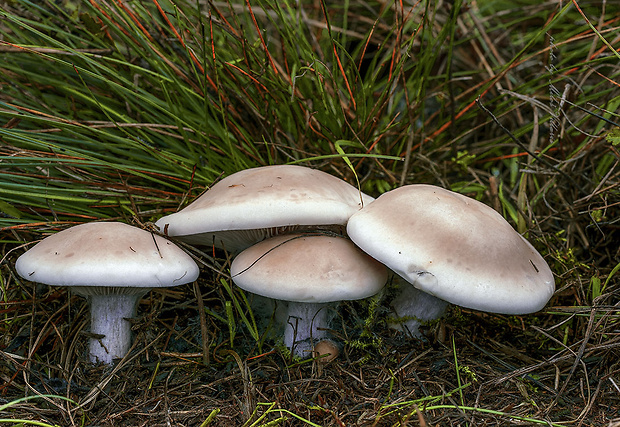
[230,233,388,358]
[346,184,555,335]
[155,165,374,253]
[15,222,199,364]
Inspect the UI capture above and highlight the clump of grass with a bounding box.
[0,0,261,229]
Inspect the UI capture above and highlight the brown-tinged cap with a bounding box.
[230,233,388,303]
[15,222,199,289]
[155,165,374,252]
[347,185,555,314]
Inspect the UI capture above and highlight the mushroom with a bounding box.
[230,233,388,358]
[313,339,340,363]
[155,165,374,253]
[15,222,199,364]
[346,184,555,335]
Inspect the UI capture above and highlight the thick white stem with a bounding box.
[87,293,144,364]
[390,279,448,338]
[283,301,334,358]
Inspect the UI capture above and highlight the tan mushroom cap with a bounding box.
[313,339,340,362]
[346,185,555,314]
[15,222,199,288]
[230,234,388,303]
[155,165,374,252]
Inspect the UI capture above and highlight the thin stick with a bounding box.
[193,281,210,366]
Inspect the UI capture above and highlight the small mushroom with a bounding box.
[313,339,340,362]
[15,222,199,364]
[346,184,555,335]
[155,165,374,253]
[230,233,388,358]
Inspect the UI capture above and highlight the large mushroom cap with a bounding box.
[230,233,388,303]
[155,165,374,252]
[346,185,555,314]
[15,222,199,288]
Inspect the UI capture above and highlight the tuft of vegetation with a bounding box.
[1,0,618,425]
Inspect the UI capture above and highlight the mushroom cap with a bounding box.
[230,233,388,303]
[313,339,340,362]
[346,185,555,314]
[15,222,199,288]
[155,165,373,251]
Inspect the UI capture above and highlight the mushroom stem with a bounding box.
[283,301,335,358]
[389,279,448,338]
[73,288,149,364]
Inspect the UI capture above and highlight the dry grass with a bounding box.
[0,277,618,426]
